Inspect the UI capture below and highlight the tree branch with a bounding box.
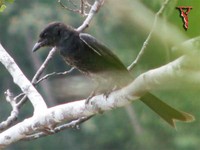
[0,54,196,148]
[36,67,75,84]
[0,90,19,131]
[1,0,198,148]
[0,44,47,114]
[23,115,94,141]
[58,0,81,14]
[32,47,57,84]
[13,48,57,110]
[128,0,171,71]
[76,0,105,32]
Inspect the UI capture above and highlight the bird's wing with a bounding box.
[79,33,127,70]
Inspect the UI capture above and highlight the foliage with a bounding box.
[0,0,14,12]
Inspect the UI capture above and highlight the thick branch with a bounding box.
[0,55,195,148]
[0,44,47,114]
[16,48,57,108]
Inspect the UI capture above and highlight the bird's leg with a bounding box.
[100,76,118,99]
[85,81,99,104]
[103,85,117,99]
[85,88,105,114]
[85,90,96,104]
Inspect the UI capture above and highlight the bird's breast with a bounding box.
[59,46,90,73]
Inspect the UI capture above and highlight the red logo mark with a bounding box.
[176,6,192,30]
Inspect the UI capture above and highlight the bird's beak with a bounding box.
[32,38,48,52]
[32,42,43,52]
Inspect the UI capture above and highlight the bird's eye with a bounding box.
[57,30,61,36]
[43,33,48,37]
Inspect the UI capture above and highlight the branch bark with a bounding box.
[0,44,47,114]
[76,0,105,32]
[0,54,196,148]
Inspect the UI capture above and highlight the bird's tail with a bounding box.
[140,92,195,128]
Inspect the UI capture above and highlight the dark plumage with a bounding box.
[33,22,131,91]
[33,22,194,127]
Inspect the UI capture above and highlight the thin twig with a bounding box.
[23,115,94,141]
[58,0,93,16]
[58,0,81,14]
[16,96,28,109]
[80,0,85,15]
[0,90,19,131]
[14,93,25,102]
[32,47,57,84]
[76,0,105,32]
[68,0,77,8]
[85,0,92,7]
[36,67,75,84]
[127,0,171,71]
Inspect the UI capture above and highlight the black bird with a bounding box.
[33,22,194,127]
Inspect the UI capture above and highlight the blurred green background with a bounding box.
[1,0,200,149]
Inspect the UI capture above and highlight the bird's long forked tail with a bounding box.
[140,93,195,128]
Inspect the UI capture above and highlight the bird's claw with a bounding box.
[103,91,110,99]
[85,96,92,104]
[85,91,95,104]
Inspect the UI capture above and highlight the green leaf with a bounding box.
[0,4,6,12]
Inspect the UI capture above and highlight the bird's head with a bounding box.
[32,22,74,52]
